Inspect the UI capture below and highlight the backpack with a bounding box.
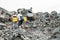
[20,16,24,20]
[12,16,18,22]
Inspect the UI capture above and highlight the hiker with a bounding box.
[17,12,24,28]
[12,12,18,29]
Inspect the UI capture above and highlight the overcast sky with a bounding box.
[0,0,60,13]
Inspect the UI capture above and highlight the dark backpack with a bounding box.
[20,16,24,20]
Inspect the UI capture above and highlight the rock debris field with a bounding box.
[0,7,60,40]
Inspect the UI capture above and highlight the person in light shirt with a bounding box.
[17,12,24,27]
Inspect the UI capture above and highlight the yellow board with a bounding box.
[24,16,28,22]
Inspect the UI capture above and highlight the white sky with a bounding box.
[0,0,60,13]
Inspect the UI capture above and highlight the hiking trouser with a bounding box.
[13,22,18,29]
[18,19,24,26]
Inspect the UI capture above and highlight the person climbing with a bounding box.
[12,12,18,29]
[17,12,24,28]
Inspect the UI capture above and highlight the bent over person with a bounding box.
[12,13,18,29]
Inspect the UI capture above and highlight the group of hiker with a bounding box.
[12,12,28,29]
